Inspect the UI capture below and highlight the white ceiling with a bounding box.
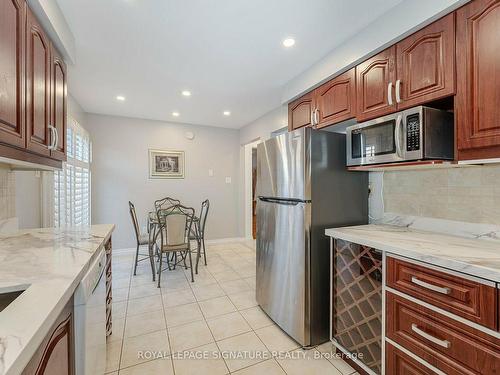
[56,0,403,129]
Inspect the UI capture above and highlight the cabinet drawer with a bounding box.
[386,292,500,375]
[386,342,439,375]
[387,257,497,330]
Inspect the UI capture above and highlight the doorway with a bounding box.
[243,139,261,240]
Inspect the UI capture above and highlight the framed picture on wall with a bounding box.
[149,149,185,179]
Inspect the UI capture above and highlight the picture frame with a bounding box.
[149,149,185,179]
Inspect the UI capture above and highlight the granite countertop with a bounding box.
[325,224,500,283]
[0,224,115,375]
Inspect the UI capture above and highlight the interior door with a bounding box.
[356,46,397,122]
[396,13,455,110]
[26,9,51,156]
[0,0,26,148]
[256,198,310,345]
[50,47,67,161]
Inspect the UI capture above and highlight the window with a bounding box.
[54,118,91,227]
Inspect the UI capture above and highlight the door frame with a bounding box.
[243,139,261,240]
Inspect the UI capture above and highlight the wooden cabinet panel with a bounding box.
[26,8,51,157]
[386,343,438,375]
[22,297,74,375]
[50,48,67,161]
[396,13,455,110]
[288,91,314,131]
[387,257,497,330]
[0,0,26,148]
[356,46,396,122]
[315,68,356,128]
[386,292,500,375]
[456,0,500,160]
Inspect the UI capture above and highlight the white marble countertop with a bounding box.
[0,224,115,375]
[325,224,500,283]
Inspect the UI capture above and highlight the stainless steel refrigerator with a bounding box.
[256,127,368,347]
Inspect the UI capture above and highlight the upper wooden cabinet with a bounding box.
[356,46,397,122]
[0,0,26,149]
[395,13,455,110]
[455,0,500,161]
[50,48,67,161]
[288,91,314,131]
[314,68,356,128]
[26,8,51,157]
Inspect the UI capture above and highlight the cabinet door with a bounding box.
[396,13,455,110]
[315,68,356,128]
[288,91,314,131]
[356,46,396,122]
[26,9,51,157]
[50,47,67,161]
[386,343,438,375]
[0,0,26,148]
[456,0,500,161]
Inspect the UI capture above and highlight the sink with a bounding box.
[0,286,28,312]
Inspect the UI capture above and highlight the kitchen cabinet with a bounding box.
[0,0,26,149]
[22,297,74,375]
[288,91,314,131]
[386,343,438,375]
[50,48,67,161]
[455,0,500,161]
[355,46,397,122]
[26,7,51,157]
[395,13,455,110]
[314,68,356,128]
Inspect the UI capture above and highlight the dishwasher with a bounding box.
[332,239,383,375]
[74,248,107,375]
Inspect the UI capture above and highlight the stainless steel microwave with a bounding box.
[346,106,454,166]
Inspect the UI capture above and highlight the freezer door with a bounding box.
[256,198,311,346]
[256,127,309,201]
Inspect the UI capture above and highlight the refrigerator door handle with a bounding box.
[258,196,310,205]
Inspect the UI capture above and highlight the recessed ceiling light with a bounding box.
[172,111,180,117]
[181,90,191,97]
[223,111,231,116]
[116,95,126,101]
[282,38,295,48]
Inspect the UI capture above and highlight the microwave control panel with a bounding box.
[406,114,420,151]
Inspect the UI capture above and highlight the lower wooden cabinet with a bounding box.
[386,343,438,375]
[22,297,74,375]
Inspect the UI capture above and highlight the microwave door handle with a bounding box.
[395,114,403,158]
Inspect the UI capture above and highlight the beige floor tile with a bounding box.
[162,289,196,308]
[315,342,357,375]
[130,273,155,287]
[164,302,204,327]
[172,342,228,375]
[217,331,271,372]
[191,283,225,301]
[126,294,163,316]
[207,312,252,341]
[112,301,127,319]
[124,310,166,338]
[206,262,231,274]
[121,330,170,368]
[198,296,237,318]
[219,279,251,295]
[160,275,191,291]
[232,359,285,375]
[191,272,217,286]
[108,318,125,343]
[276,348,342,375]
[240,307,274,330]
[105,339,122,373]
[235,264,256,278]
[243,276,256,289]
[255,325,300,353]
[228,290,258,310]
[212,269,241,283]
[111,287,129,302]
[112,276,131,289]
[118,358,174,375]
[128,283,161,300]
[168,320,214,352]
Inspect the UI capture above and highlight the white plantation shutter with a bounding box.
[54,118,91,227]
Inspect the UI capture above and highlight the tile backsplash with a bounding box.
[375,165,500,225]
[0,164,15,220]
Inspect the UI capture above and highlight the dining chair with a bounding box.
[128,201,154,276]
[190,199,210,274]
[156,204,196,287]
[154,197,181,212]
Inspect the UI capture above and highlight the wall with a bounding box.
[14,171,41,229]
[0,165,16,220]
[86,113,241,249]
[369,165,500,225]
[239,105,287,146]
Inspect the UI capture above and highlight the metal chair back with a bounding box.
[154,197,181,212]
[198,199,210,236]
[156,204,195,250]
[128,201,141,245]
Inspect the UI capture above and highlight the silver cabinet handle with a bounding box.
[395,79,402,103]
[411,324,450,348]
[387,82,393,106]
[310,109,315,126]
[54,127,59,151]
[411,276,451,295]
[314,109,319,126]
[48,125,56,150]
[394,114,403,158]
